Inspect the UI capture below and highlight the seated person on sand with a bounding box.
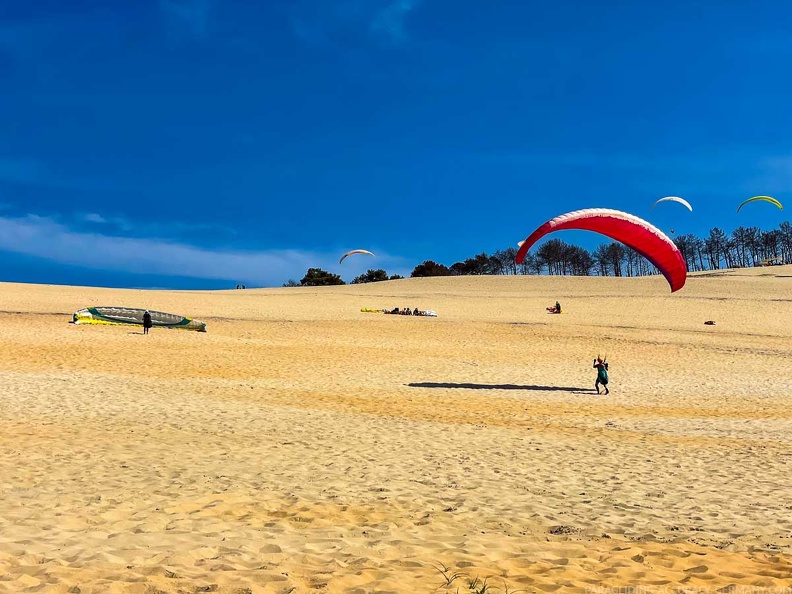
[390,307,399,314]
[413,307,420,316]
[555,301,561,313]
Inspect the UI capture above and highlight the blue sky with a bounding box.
[1,0,790,288]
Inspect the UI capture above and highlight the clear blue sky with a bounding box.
[1,0,789,288]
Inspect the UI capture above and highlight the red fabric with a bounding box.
[515,208,687,292]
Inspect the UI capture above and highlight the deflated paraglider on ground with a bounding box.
[736,196,783,213]
[72,306,207,331]
[339,249,375,264]
[515,208,688,293]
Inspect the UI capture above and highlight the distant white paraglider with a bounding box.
[339,249,375,264]
[651,196,693,212]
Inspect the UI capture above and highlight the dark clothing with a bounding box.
[143,312,153,334]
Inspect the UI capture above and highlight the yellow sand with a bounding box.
[1,267,791,593]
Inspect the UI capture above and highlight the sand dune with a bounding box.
[1,267,791,593]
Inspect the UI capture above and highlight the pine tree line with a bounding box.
[410,222,791,278]
[284,221,790,285]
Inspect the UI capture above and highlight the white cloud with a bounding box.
[0,214,408,286]
[82,213,108,224]
[74,211,229,235]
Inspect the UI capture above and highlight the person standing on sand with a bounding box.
[593,357,609,394]
[142,310,153,335]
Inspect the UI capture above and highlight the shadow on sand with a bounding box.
[407,382,590,393]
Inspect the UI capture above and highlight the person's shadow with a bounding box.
[406,382,590,393]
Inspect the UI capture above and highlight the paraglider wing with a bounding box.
[736,196,783,213]
[72,306,206,331]
[651,196,692,211]
[339,249,376,264]
[515,208,687,292]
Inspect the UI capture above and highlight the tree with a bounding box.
[519,251,542,275]
[604,242,626,277]
[568,245,594,276]
[411,260,451,277]
[300,268,345,286]
[282,279,300,287]
[389,274,405,280]
[759,230,782,263]
[449,261,466,276]
[537,239,564,275]
[731,226,752,267]
[780,222,792,263]
[449,253,494,275]
[493,248,518,275]
[593,244,610,276]
[351,269,389,284]
[704,227,728,270]
[674,234,702,272]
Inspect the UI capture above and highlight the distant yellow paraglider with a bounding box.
[737,196,783,213]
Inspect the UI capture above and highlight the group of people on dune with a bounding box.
[386,306,428,316]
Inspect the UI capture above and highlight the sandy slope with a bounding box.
[1,267,791,593]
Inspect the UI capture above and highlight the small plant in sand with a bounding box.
[467,575,493,594]
[432,563,525,594]
[432,562,466,589]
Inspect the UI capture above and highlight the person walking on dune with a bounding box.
[142,310,153,335]
[593,357,609,395]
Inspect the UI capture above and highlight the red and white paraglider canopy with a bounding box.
[515,208,687,292]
